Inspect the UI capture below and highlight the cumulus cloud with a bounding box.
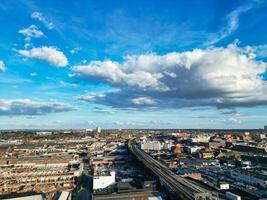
[32,12,54,29]
[18,46,68,67]
[73,43,267,110]
[0,99,75,116]
[72,60,168,91]
[0,60,6,72]
[253,44,267,58]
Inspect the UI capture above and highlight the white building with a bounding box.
[0,140,22,146]
[36,131,52,136]
[93,171,115,190]
[141,141,162,151]
[226,192,241,200]
[191,136,210,143]
[5,194,43,200]
[184,146,200,154]
[58,191,71,200]
[259,134,267,139]
[218,182,230,190]
[96,126,101,133]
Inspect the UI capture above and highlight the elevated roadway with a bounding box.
[128,140,221,200]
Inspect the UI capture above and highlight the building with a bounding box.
[259,133,267,139]
[184,146,199,154]
[141,141,162,151]
[173,132,190,139]
[218,182,230,190]
[0,155,81,197]
[191,136,210,143]
[209,140,226,149]
[242,132,252,141]
[93,171,116,190]
[233,143,265,153]
[264,125,267,131]
[162,142,172,150]
[56,191,71,200]
[0,140,22,146]
[226,192,241,200]
[93,191,163,200]
[230,169,267,188]
[96,126,101,133]
[199,151,214,159]
[172,143,183,157]
[176,168,202,180]
[36,131,52,136]
[3,194,44,200]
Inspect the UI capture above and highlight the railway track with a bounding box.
[129,140,220,200]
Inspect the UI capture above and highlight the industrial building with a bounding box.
[230,169,267,189]
[141,141,162,151]
[93,171,116,190]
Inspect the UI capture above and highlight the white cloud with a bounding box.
[222,5,251,36]
[131,97,156,105]
[31,12,54,29]
[0,99,75,116]
[210,116,242,125]
[70,47,81,55]
[60,81,79,88]
[18,46,68,67]
[72,60,168,91]
[0,60,6,72]
[18,25,44,44]
[113,120,173,127]
[81,59,87,64]
[207,2,259,45]
[74,43,267,109]
[253,44,267,58]
[76,92,106,102]
[92,107,116,114]
[30,72,37,76]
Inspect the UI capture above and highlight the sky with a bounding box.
[0,0,267,129]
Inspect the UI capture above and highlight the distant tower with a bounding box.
[96,126,101,133]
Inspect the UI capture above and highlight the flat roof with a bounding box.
[4,194,43,200]
[93,191,162,200]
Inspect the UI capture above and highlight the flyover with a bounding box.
[128,140,221,200]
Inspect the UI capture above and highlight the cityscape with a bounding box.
[0,128,267,200]
[1,0,267,200]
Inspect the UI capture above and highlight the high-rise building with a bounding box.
[264,125,267,131]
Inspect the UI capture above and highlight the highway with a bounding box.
[128,140,220,200]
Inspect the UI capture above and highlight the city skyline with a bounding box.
[1,0,267,129]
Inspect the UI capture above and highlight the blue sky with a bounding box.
[0,0,267,129]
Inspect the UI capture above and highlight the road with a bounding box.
[129,140,220,200]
